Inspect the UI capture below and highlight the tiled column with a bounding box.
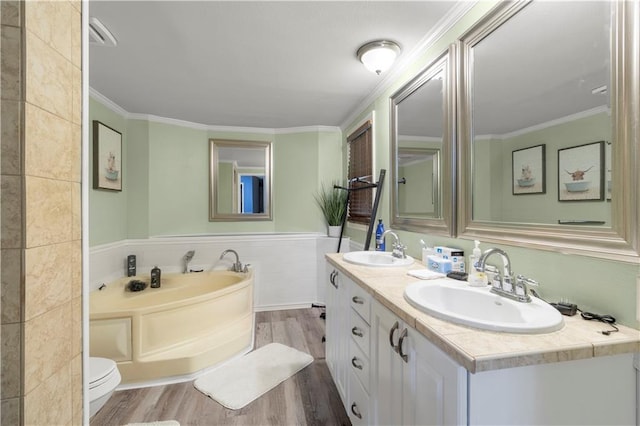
[1,1,83,425]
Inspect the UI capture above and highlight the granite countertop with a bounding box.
[326,253,640,373]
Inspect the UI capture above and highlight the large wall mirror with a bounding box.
[209,139,272,221]
[458,1,640,262]
[390,46,456,235]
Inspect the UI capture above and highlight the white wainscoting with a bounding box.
[89,233,348,310]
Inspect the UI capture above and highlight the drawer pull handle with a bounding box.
[389,321,399,350]
[398,327,409,363]
[351,357,363,370]
[351,327,364,338]
[352,296,365,305]
[351,403,362,419]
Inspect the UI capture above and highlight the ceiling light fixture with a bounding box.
[357,40,401,75]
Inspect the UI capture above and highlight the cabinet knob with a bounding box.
[351,403,363,419]
[389,321,399,350]
[351,327,364,338]
[351,357,364,370]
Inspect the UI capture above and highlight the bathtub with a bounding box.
[89,270,254,385]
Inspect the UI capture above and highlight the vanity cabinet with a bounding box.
[325,266,348,404]
[371,300,466,425]
[347,281,372,425]
[325,265,374,423]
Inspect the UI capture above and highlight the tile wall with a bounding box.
[1,1,83,424]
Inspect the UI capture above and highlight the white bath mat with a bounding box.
[194,342,313,410]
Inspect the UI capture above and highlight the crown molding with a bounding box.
[475,106,610,141]
[90,87,340,135]
[339,1,476,131]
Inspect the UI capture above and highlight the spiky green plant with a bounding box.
[314,182,348,226]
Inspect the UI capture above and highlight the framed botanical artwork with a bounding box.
[557,141,604,202]
[93,120,122,191]
[512,144,546,195]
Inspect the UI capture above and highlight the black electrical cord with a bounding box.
[580,311,619,335]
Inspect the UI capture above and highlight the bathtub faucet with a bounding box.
[220,249,248,273]
[183,250,195,274]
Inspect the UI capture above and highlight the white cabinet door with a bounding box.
[325,266,348,403]
[372,300,466,426]
[402,327,466,425]
[371,300,405,425]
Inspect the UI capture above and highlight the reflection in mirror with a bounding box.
[471,1,611,225]
[209,139,272,221]
[459,1,640,262]
[397,148,440,217]
[390,47,456,235]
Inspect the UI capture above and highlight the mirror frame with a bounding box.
[390,46,457,236]
[457,1,640,263]
[209,138,273,221]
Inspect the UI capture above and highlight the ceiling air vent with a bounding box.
[89,17,117,47]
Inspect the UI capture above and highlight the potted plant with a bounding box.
[315,182,348,237]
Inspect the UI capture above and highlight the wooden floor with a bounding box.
[91,308,351,426]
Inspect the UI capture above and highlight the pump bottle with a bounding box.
[375,219,385,251]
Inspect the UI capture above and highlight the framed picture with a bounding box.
[93,120,122,191]
[512,144,545,195]
[557,141,604,202]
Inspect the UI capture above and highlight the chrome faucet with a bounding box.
[381,230,407,259]
[220,249,248,272]
[183,250,195,273]
[477,248,537,303]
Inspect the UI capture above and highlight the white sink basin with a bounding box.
[343,251,414,267]
[404,279,564,334]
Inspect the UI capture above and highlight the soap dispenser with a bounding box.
[467,241,488,287]
[469,240,481,271]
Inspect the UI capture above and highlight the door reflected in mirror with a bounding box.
[390,47,455,235]
[469,0,611,226]
[209,139,272,221]
[397,148,440,217]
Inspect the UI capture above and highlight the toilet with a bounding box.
[89,357,121,417]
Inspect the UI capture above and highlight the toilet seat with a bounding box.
[89,357,121,418]
[89,357,118,388]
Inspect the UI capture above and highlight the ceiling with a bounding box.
[88,1,460,130]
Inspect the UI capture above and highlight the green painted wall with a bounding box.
[89,98,128,246]
[89,99,342,241]
[341,1,639,328]
[474,112,611,224]
[125,119,149,239]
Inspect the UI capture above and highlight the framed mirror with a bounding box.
[458,1,640,262]
[209,139,272,221]
[390,46,456,235]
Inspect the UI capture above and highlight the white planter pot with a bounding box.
[328,225,342,237]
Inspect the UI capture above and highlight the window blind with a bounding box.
[347,120,373,225]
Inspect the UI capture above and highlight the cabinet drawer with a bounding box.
[348,370,370,426]
[350,309,370,356]
[349,337,370,392]
[349,283,371,324]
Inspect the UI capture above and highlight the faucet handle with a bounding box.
[515,274,537,301]
[392,242,407,259]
